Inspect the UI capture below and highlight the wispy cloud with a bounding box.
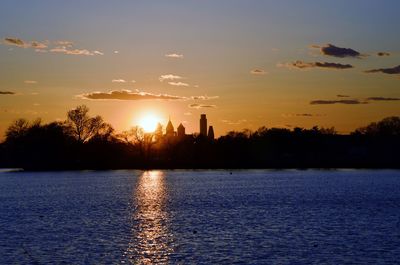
[165,53,184,59]
[221,119,247,125]
[79,90,187,101]
[31,41,48,49]
[54,41,73,46]
[311,96,400,105]
[313,44,362,58]
[191,95,219,100]
[168,82,189,87]
[112,79,126,83]
[365,65,400,75]
[189,104,216,109]
[337,94,350,98]
[159,74,183,82]
[50,46,99,56]
[282,60,353,70]
[0,91,15,95]
[250,69,267,75]
[310,99,367,105]
[24,80,38,84]
[3,37,103,56]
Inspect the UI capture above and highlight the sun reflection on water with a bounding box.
[123,171,174,264]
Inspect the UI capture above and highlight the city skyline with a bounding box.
[1,1,400,139]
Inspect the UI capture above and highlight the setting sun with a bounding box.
[138,114,160,132]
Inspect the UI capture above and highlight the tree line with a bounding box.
[0,105,399,170]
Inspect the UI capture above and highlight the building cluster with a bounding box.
[164,114,214,140]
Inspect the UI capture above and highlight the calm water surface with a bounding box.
[1,170,400,264]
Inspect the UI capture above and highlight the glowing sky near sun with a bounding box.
[0,0,399,138]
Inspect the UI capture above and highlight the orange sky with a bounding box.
[1,1,399,138]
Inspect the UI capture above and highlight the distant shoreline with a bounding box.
[2,166,399,173]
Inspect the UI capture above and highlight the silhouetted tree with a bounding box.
[354,116,400,136]
[67,105,108,143]
[5,118,31,141]
[1,114,399,170]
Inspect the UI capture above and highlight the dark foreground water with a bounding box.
[1,170,400,264]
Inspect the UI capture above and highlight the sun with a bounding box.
[138,114,160,132]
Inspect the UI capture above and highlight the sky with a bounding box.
[1,0,399,138]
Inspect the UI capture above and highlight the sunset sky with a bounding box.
[1,0,399,138]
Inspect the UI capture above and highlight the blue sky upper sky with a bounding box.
[1,0,399,137]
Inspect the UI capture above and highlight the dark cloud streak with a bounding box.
[365,65,400,75]
[310,99,366,105]
[367,97,400,101]
[286,60,353,70]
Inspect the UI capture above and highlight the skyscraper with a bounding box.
[208,126,214,140]
[200,114,207,136]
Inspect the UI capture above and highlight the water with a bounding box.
[1,170,400,264]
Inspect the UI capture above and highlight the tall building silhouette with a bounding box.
[166,117,175,136]
[208,126,214,140]
[177,123,185,138]
[200,114,207,136]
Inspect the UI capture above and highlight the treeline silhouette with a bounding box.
[0,105,399,170]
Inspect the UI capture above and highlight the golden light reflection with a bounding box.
[124,170,174,264]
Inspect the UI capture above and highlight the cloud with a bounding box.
[0,91,15,95]
[221,119,247,125]
[159,74,183,82]
[79,90,186,101]
[3,37,102,56]
[24,80,38,84]
[282,113,326,118]
[31,41,48,49]
[54,41,73,46]
[165,53,184,59]
[189,104,216,109]
[337,94,350,98]
[310,99,367,105]
[4,37,26,47]
[296,114,314,117]
[168,82,189,87]
[112,79,126,83]
[365,65,400,75]
[377,52,390,57]
[366,97,400,101]
[311,96,400,105]
[50,46,100,56]
[284,60,353,70]
[184,112,192,116]
[250,69,267,75]
[131,80,136,83]
[314,44,362,58]
[191,95,219,100]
